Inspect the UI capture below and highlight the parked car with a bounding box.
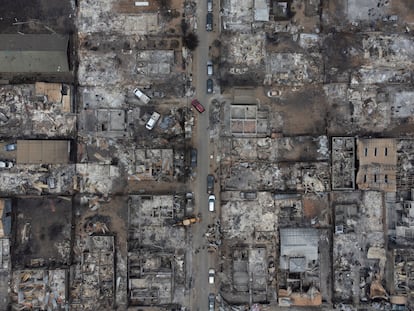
[207,0,213,12]
[191,99,205,113]
[207,61,213,76]
[267,90,281,98]
[133,88,151,104]
[186,192,194,214]
[208,268,215,284]
[4,143,16,151]
[207,174,215,193]
[0,161,13,168]
[146,111,161,130]
[206,13,213,31]
[190,148,197,167]
[208,293,215,311]
[207,79,213,94]
[208,194,215,212]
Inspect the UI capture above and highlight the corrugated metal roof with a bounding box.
[280,228,319,263]
[0,34,69,73]
[16,140,70,164]
[0,34,68,51]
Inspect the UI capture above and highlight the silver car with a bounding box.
[208,293,215,311]
[207,0,213,12]
[145,112,161,130]
[207,61,213,76]
[208,194,215,212]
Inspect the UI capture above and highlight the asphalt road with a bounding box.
[190,2,218,310]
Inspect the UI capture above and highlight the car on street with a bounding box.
[206,13,213,31]
[207,0,213,12]
[190,148,197,167]
[208,194,215,212]
[4,143,16,151]
[208,293,215,311]
[186,192,194,214]
[208,268,215,284]
[207,79,213,94]
[191,99,205,113]
[145,111,161,130]
[207,174,215,193]
[207,61,213,76]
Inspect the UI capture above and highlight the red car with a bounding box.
[191,99,205,113]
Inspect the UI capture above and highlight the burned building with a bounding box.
[226,89,270,137]
[333,191,387,304]
[278,228,330,307]
[276,192,331,228]
[1,0,414,309]
[133,149,173,182]
[0,199,10,310]
[393,249,414,307]
[332,137,355,190]
[215,191,279,304]
[10,269,68,311]
[0,84,76,138]
[70,235,115,310]
[389,189,414,246]
[127,195,187,307]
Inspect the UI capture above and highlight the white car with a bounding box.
[208,194,215,212]
[207,0,213,12]
[207,61,213,75]
[0,161,13,168]
[208,268,215,284]
[267,90,280,98]
[146,112,161,130]
[133,88,151,104]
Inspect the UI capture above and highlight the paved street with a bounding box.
[190,1,218,310]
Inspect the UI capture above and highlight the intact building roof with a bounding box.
[356,138,397,192]
[357,138,397,165]
[0,34,69,73]
[16,140,70,164]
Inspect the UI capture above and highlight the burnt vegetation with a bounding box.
[181,18,199,51]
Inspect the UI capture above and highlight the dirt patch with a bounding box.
[323,33,364,72]
[75,196,128,255]
[303,194,331,226]
[0,0,74,33]
[272,85,329,136]
[321,0,348,28]
[12,197,72,268]
[389,0,414,24]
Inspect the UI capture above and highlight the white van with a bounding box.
[146,112,161,130]
[133,88,151,104]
